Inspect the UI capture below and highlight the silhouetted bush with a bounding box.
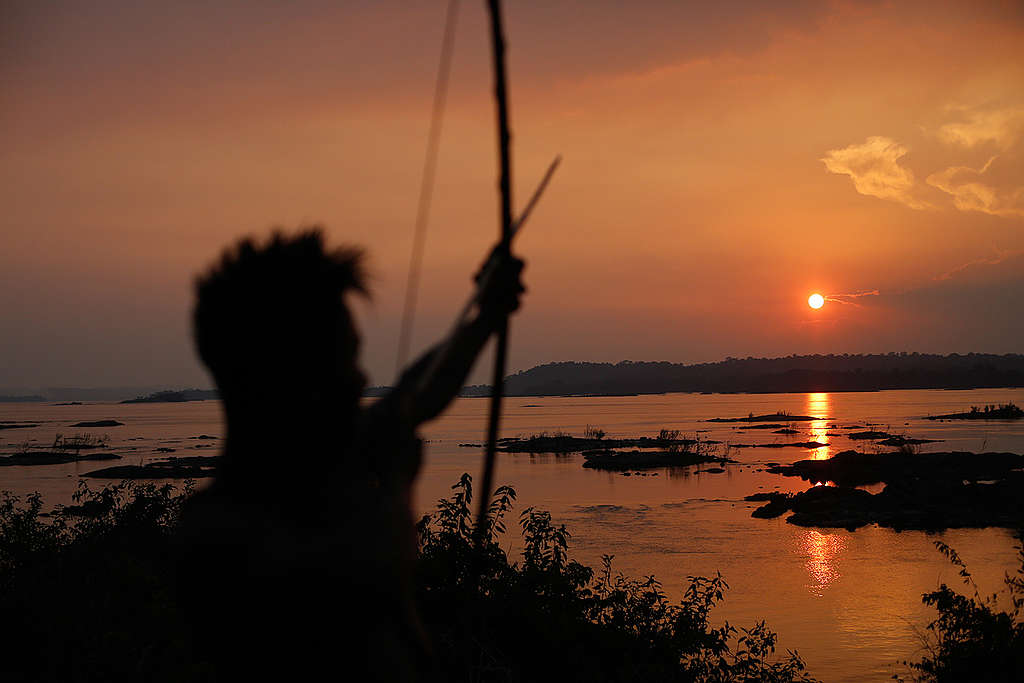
[897,534,1024,682]
[416,473,818,682]
[0,481,208,683]
[1,478,817,682]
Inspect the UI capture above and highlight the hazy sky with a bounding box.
[2,0,1023,389]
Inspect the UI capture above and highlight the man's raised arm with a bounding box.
[386,253,525,427]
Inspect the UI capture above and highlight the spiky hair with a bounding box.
[193,228,367,388]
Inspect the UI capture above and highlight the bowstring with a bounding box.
[395,0,461,378]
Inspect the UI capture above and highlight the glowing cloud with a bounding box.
[937,106,1024,150]
[926,156,1024,218]
[821,136,928,210]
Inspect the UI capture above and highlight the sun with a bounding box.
[808,293,825,309]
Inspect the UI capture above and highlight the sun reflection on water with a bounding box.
[806,392,832,460]
[801,529,847,597]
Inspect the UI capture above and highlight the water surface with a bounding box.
[2,388,1022,681]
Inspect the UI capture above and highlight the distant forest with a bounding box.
[461,353,1024,397]
[4,353,1022,403]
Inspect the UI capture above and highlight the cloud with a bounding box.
[821,136,929,209]
[826,107,1024,218]
[934,249,1023,281]
[824,290,880,307]
[937,106,1024,150]
[823,290,880,309]
[926,105,1024,217]
[926,156,1024,217]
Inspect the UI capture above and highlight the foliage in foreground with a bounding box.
[896,534,1024,682]
[0,481,205,683]
[0,478,821,682]
[417,474,817,682]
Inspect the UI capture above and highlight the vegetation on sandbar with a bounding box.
[480,427,721,454]
[0,434,120,467]
[482,427,737,472]
[582,433,733,471]
[926,402,1023,420]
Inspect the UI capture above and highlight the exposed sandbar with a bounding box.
[708,413,822,423]
[81,455,220,479]
[0,452,121,466]
[747,450,1024,531]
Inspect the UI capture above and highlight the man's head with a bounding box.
[194,229,368,417]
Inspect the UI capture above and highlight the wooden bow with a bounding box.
[474,0,514,543]
[395,0,557,543]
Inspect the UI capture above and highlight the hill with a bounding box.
[121,389,219,403]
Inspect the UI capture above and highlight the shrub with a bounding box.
[897,533,1024,682]
[659,428,683,443]
[417,474,818,682]
[0,481,205,683]
[1,476,819,683]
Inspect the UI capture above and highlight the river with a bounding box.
[2,387,1022,681]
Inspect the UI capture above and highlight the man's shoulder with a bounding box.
[358,396,417,443]
[179,484,261,538]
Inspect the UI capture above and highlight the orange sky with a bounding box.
[2,0,1023,388]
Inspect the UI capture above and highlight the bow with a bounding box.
[474,0,515,542]
[395,0,558,542]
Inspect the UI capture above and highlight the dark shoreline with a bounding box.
[4,352,1022,402]
[464,353,1024,396]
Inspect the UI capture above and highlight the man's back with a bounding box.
[176,418,423,681]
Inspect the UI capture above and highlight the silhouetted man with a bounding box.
[177,229,524,681]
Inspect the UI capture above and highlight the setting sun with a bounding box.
[808,293,825,309]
